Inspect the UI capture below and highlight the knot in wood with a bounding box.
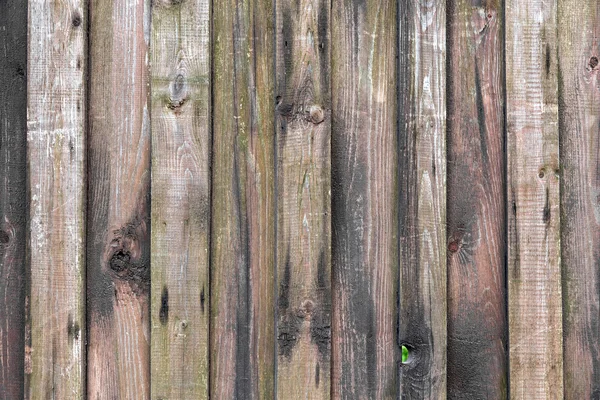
[308,105,325,124]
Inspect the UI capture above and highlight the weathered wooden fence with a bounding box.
[0,0,598,398]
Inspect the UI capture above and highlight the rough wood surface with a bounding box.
[87,0,151,398]
[446,0,507,398]
[150,0,210,398]
[558,2,600,398]
[330,0,398,398]
[397,0,447,398]
[25,0,86,397]
[0,0,27,397]
[275,0,331,397]
[506,1,563,398]
[211,0,276,397]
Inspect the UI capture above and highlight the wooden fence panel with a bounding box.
[25,0,86,397]
[211,0,276,397]
[0,0,27,397]
[87,0,151,398]
[275,0,331,398]
[150,1,211,398]
[506,0,563,398]
[331,0,398,398]
[559,2,600,398]
[398,0,447,398]
[446,0,507,397]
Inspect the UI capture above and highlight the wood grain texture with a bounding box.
[397,0,446,398]
[150,0,210,398]
[506,0,563,398]
[0,0,27,397]
[87,0,151,398]
[275,0,331,397]
[25,0,86,397]
[446,0,507,398]
[558,2,600,399]
[330,0,398,398]
[211,0,276,397]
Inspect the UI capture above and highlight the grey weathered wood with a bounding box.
[447,0,507,397]
[211,0,276,397]
[87,0,151,398]
[558,2,600,398]
[150,0,210,398]
[506,0,563,398]
[330,0,399,398]
[25,0,86,397]
[0,0,27,397]
[397,0,447,398]
[275,0,331,397]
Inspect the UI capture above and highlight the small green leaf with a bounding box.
[401,345,409,363]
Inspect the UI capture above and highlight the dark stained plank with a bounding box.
[397,0,447,398]
[0,0,27,397]
[506,0,563,398]
[446,0,507,397]
[86,0,151,398]
[25,0,86,397]
[558,2,600,398]
[330,0,398,398]
[210,0,276,397]
[275,0,331,397]
[150,0,210,397]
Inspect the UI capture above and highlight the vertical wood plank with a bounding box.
[397,0,447,398]
[87,0,151,397]
[558,2,600,398]
[446,0,507,397]
[330,0,398,398]
[275,0,331,397]
[150,0,210,398]
[211,0,276,397]
[0,0,27,397]
[25,0,86,397]
[506,0,563,398]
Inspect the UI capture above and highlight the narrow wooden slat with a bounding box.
[330,0,398,398]
[558,2,600,398]
[275,0,331,397]
[0,0,27,397]
[506,0,563,398]
[211,0,275,396]
[87,0,151,397]
[150,0,210,398]
[397,0,447,398]
[446,0,507,397]
[25,0,86,397]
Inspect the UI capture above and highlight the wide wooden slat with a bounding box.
[397,0,447,398]
[559,2,600,398]
[0,0,27,397]
[330,0,398,398]
[506,0,563,398]
[275,0,331,397]
[446,0,507,397]
[25,0,86,397]
[211,0,276,397]
[87,0,151,398]
[150,0,210,398]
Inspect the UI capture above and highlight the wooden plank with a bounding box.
[210,0,275,397]
[275,0,331,397]
[506,0,563,398]
[0,0,27,397]
[558,2,600,398]
[86,0,151,398]
[446,0,507,397]
[150,0,210,398]
[330,0,398,398]
[397,0,447,398]
[25,0,86,397]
